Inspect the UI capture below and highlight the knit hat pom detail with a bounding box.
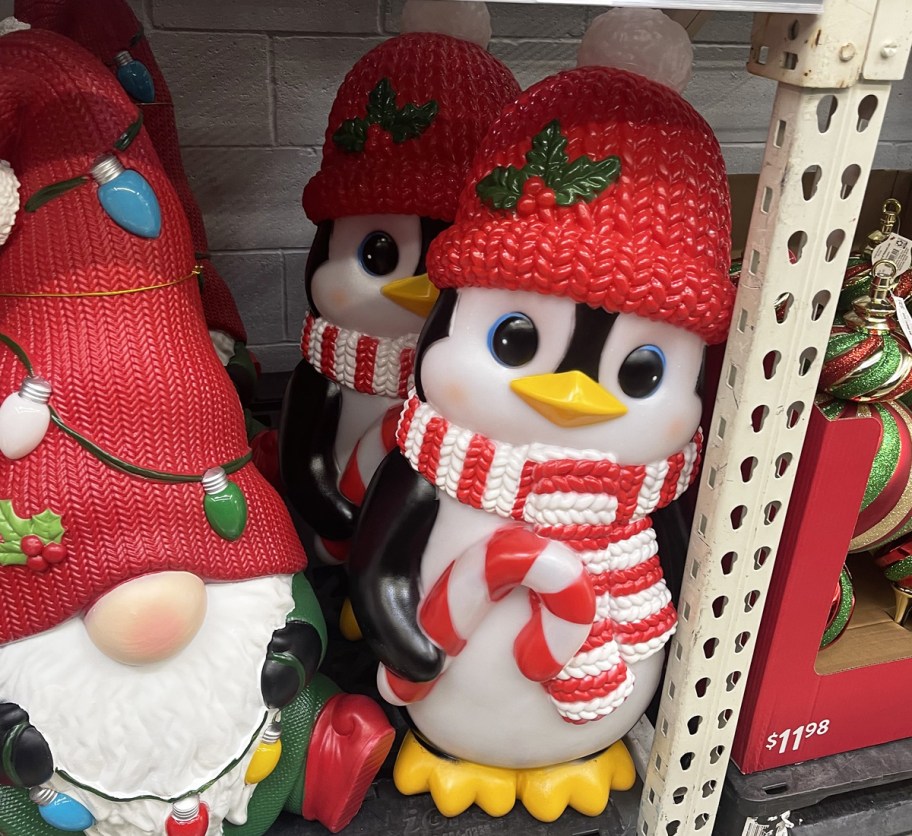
[578,8,693,94]
[0,17,30,37]
[0,160,19,247]
[400,0,491,49]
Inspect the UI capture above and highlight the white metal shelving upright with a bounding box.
[635,1,912,834]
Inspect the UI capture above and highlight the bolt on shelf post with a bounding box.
[638,2,912,835]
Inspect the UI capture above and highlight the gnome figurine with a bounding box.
[280,0,520,566]
[14,0,260,409]
[349,9,734,822]
[0,27,392,836]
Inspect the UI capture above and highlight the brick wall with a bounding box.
[3,0,911,371]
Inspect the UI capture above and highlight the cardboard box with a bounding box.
[731,404,912,773]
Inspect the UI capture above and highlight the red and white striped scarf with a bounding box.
[300,313,416,399]
[390,394,701,724]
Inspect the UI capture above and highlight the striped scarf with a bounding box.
[300,313,415,399]
[392,394,701,724]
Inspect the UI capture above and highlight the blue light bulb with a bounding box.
[91,155,162,239]
[114,51,155,103]
[30,787,95,832]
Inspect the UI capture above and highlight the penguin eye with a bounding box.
[358,231,399,276]
[618,345,665,398]
[487,313,539,367]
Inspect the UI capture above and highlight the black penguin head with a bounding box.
[414,287,459,401]
[303,217,449,318]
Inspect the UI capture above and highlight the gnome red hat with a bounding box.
[15,0,247,343]
[0,27,304,645]
[302,0,520,224]
[428,8,734,345]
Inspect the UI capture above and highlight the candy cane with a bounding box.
[316,406,401,564]
[378,526,595,706]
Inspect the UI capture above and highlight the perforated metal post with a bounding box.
[638,2,912,834]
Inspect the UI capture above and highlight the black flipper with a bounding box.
[348,449,444,682]
[260,621,324,709]
[279,359,357,541]
[0,703,53,788]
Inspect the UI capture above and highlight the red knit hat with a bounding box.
[302,15,520,224]
[15,0,248,343]
[0,28,304,645]
[428,14,734,345]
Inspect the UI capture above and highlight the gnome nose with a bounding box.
[84,571,208,665]
[511,370,627,427]
[380,273,439,318]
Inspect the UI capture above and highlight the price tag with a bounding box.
[741,812,796,836]
[872,233,912,276]
[893,294,912,345]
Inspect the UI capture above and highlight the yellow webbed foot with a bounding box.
[393,732,517,817]
[339,597,363,641]
[516,740,636,822]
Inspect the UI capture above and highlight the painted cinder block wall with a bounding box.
[3,0,911,371]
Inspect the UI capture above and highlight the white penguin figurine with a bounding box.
[349,9,735,822]
[280,0,519,567]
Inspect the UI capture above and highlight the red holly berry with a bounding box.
[20,535,44,557]
[516,176,557,216]
[524,176,546,196]
[26,555,49,572]
[42,542,68,564]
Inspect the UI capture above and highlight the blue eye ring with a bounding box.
[618,344,666,398]
[487,312,539,368]
[357,230,399,277]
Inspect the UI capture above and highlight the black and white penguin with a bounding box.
[349,8,735,821]
[279,0,520,565]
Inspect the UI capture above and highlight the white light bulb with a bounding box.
[0,376,52,460]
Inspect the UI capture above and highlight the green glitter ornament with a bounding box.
[202,466,247,541]
[821,261,912,403]
[816,395,912,552]
[820,567,854,649]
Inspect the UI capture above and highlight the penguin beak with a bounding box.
[380,273,440,318]
[510,370,628,427]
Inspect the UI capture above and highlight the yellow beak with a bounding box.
[510,370,628,427]
[380,273,440,318]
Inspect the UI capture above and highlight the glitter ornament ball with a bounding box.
[817,395,912,552]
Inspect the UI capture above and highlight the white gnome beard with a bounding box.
[0,575,295,835]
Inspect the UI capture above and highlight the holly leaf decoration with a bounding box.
[476,119,622,212]
[523,120,568,179]
[366,78,397,129]
[475,165,526,211]
[0,500,29,540]
[333,118,368,153]
[332,78,438,153]
[553,154,622,206]
[0,501,65,566]
[30,510,65,543]
[390,100,439,143]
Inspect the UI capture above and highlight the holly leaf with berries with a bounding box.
[0,500,66,569]
[476,119,621,211]
[332,78,438,153]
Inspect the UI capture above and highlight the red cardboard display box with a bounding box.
[732,402,912,773]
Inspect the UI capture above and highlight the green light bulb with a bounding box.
[202,467,247,541]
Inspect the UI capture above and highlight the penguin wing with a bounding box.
[279,359,357,541]
[349,448,444,682]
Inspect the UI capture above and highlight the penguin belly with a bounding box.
[334,387,400,476]
[407,497,664,769]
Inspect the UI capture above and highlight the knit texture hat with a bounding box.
[16,0,248,342]
[427,45,734,344]
[302,25,520,224]
[0,29,304,645]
